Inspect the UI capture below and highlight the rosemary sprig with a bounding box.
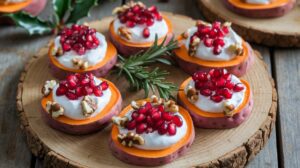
[115,36,178,99]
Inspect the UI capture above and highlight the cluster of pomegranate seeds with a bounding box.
[191,21,230,55]
[192,69,245,103]
[125,103,183,136]
[56,73,109,100]
[59,24,100,55]
[117,4,162,38]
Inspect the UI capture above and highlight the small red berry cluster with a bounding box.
[125,102,183,136]
[190,21,230,55]
[59,24,100,55]
[117,4,163,38]
[56,73,109,100]
[192,69,244,103]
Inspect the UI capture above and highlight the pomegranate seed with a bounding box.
[126,11,134,18]
[62,43,71,51]
[212,21,221,29]
[143,27,150,38]
[195,81,206,90]
[126,120,136,130]
[148,6,157,12]
[66,91,78,100]
[126,20,135,28]
[136,123,147,134]
[157,105,164,113]
[215,78,226,88]
[233,83,245,92]
[162,112,173,121]
[225,82,234,89]
[80,78,90,86]
[215,89,224,96]
[146,116,154,126]
[138,107,147,114]
[214,38,225,47]
[210,94,223,103]
[209,30,217,38]
[222,88,232,99]
[132,5,140,13]
[152,112,161,121]
[193,71,208,82]
[78,47,86,55]
[135,113,146,122]
[204,38,213,47]
[212,69,222,78]
[56,85,67,96]
[222,26,229,34]
[146,18,154,26]
[84,86,93,95]
[213,46,222,55]
[158,122,168,135]
[223,73,232,81]
[144,102,152,111]
[200,89,212,96]
[154,119,164,129]
[100,81,108,90]
[172,115,183,127]
[93,87,103,96]
[131,111,139,119]
[167,123,177,136]
[71,24,80,31]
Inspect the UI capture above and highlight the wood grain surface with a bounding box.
[197,0,300,47]
[16,13,276,168]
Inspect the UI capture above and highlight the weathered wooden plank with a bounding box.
[274,49,300,168]
[247,45,278,168]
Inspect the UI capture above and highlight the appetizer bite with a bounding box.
[174,20,254,77]
[48,24,117,79]
[223,0,296,18]
[110,95,194,166]
[0,0,46,16]
[109,1,173,56]
[41,73,122,135]
[178,69,253,129]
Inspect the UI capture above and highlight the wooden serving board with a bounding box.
[197,0,300,47]
[16,13,277,168]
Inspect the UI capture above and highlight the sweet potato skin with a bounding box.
[178,91,253,129]
[41,96,122,135]
[174,42,254,77]
[223,0,296,18]
[109,128,195,166]
[48,52,117,80]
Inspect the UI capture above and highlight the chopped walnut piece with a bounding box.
[81,96,97,117]
[51,47,64,57]
[118,27,132,40]
[188,36,200,57]
[223,101,235,117]
[186,86,199,103]
[164,100,179,113]
[117,132,145,147]
[228,43,244,56]
[150,95,163,105]
[46,101,64,118]
[112,116,129,127]
[195,20,211,27]
[131,100,146,110]
[72,58,89,70]
[41,80,57,97]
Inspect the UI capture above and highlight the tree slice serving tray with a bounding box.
[16,13,277,168]
[197,0,300,47]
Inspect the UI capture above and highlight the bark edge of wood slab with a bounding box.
[15,13,277,168]
[197,0,300,48]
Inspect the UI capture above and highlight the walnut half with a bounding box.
[72,58,89,70]
[46,101,64,118]
[81,96,97,117]
[164,100,179,113]
[186,86,199,103]
[118,27,132,40]
[188,36,200,57]
[118,132,145,147]
[112,116,129,127]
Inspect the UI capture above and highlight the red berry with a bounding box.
[215,78,226,88]
[146,18,154,26]
[225,82,234,90]
[162,112,173,121]
[135,113,146,122]
[126,120,136,130]
[152,112,161,121]
[65,91,78,100]
[222,88,232,99]
[204,38,213,47]
[126,20,135,28]
[158,122,168,135]
[56,85,67,96]
[100,81,109,90]
[93,87,103,96]
[213,46,222,55]
[131,111,139,119]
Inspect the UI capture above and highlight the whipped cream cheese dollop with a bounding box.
[52,78,112,120]
[118,110,188,150]
[184,26,243,61]
[53,32,108,68]
[186,75,246,113]
[113,18,169,43]
[245,0,271,5]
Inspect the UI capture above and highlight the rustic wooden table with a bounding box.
[0,0,298,167]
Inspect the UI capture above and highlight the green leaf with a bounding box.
[6,12,52,35]
[66,0,98,24]
[53,0,72,23]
